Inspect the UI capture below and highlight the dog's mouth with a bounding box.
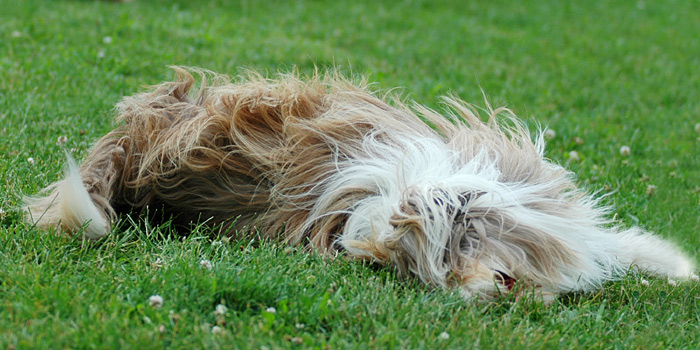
[496,271,517,291]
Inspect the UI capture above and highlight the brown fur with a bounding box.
[25,67,695,300]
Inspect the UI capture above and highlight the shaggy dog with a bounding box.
[24,67,694,300]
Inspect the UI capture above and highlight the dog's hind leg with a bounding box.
[24,134,124,240]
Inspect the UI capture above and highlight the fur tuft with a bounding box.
[615,229,694,278]
[24,156,110,239]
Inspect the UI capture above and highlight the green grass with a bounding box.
[2,0,700,348]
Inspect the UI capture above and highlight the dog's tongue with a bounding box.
[502,274,516,291]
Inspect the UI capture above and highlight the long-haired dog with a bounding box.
[24,67,695,300]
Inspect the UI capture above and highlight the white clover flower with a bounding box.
[295,323,305,329]
[103,36,113,44]
[158,324,166,333]
[214,304,228,316]
[0,208,5,218]
[640,279,650,287]
[692,274,699,282]
[152,257,164,269]
[211,326,223,334]
[573,137,585,145]
[668,279,678,287]
[619,145,631,157]
[27,157,35,165]
[199,259,213,269]
[265,307,276,314]
[97,49,106,59]
[439,332,450,340]
[56,136,68,145]
[568,151,580,162]
[149,295,164,308]
[646,185,657,196]
[544,129,556,140]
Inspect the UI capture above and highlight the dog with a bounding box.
[24,67,695,300]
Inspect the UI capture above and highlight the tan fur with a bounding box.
[24,67,695,300]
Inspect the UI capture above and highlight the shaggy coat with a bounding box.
[25,68,694,300]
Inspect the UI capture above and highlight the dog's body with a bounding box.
[25,68,694,300]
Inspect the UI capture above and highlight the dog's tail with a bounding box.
[24,156,112,240]
[24,134,125,240]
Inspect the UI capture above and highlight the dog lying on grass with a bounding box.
[24,67,694,300]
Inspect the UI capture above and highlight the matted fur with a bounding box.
[24,67,695,300]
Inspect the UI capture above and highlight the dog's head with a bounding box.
[324,132,581,299]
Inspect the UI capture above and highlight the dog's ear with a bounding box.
[382,207,507,300]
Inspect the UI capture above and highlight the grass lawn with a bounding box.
[2,0,700,348]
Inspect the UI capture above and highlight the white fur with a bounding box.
[60,158,110,239]
[26,158,110,240]
[309,129,694,297]
[23,69,694,300]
